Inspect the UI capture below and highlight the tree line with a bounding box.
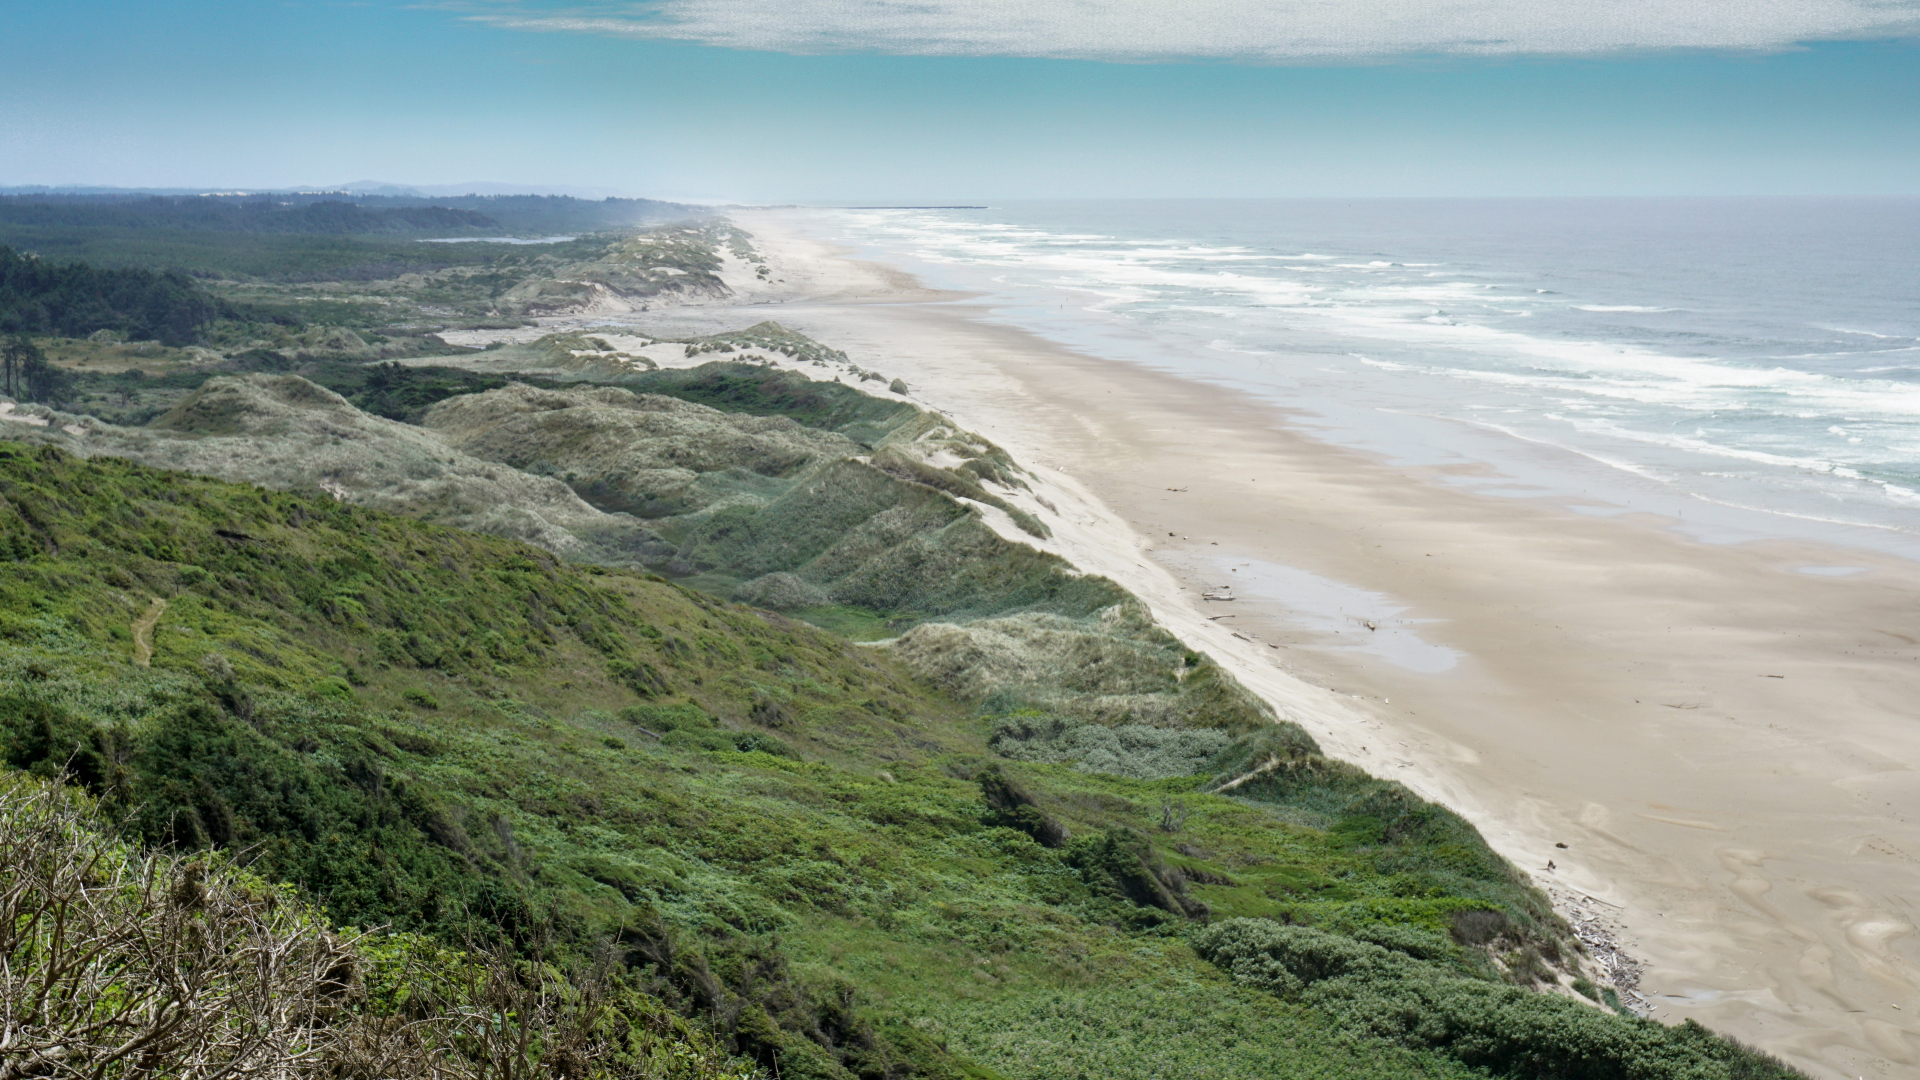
[0,246,234,345]
[0,193,698,235]
[0,197,499,235]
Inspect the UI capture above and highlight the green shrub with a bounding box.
[0,775,757,1080]
[990,714,1231,779]
[977,765,1069,848]
[1206,724,1322,779]
[1349,921,1459,962]
[1063,828,1205,920]
[1195,919,1804,1080]
[310,675,355,701]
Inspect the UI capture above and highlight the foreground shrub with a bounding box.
[0,775,757,1080]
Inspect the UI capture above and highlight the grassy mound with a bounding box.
[502,223,735,313]
[7,373,662,565]
[421,380,858,520]
[6,363,1244,737]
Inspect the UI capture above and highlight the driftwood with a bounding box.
[1551,885,1649,1016]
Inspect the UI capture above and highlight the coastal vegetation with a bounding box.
[0,246,238,345]
[0,436,1803,1079]
[0,195,733,346]
[3,334,73,404]
[0,778,753,1079]
[0,209,1807,1078]
[0,193,695,282]
[0,192,693,238]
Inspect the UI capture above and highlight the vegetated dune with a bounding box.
[498,224,740,314]
[420,323,856,388]
[420,380,858,520]
[418,370,1271,733]
[3,361,1269,737]
[0,443,1805,1080]
[428,330,665,378]
[3,373,665,566]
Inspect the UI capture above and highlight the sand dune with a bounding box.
[612,210,1920,1080]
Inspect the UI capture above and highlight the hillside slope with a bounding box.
[9,361,1277,735]
[0,777,755,1080]
[0,442,1801,1080]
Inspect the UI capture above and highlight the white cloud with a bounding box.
[469,0,1920,61]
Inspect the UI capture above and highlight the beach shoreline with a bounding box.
[558,209,1920,1079]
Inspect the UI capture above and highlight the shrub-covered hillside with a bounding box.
[0,442,1803,1080]
[0,777,755,1080]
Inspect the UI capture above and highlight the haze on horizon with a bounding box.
[4,0,1918,202]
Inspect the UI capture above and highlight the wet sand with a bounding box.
[630,211,1920,1078]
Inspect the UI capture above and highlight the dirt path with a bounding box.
[131,597,166,667]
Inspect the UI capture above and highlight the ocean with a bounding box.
[807,198,1920,557]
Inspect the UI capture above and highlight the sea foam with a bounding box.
[820,197,1920,549]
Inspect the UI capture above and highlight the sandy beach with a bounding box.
[584,210,1920,1079]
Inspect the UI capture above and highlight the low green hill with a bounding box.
[0,441,1801,1080]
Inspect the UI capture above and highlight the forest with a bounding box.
[0,245,241,344]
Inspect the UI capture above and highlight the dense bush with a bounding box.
[990,713,1231,779]
[1195,919,1802,1080]
[0,776,755,1080]
[620,360,915,441]
[323,358,549,422]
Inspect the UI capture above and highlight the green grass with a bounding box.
[792,604,905,641]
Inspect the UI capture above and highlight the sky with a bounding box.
[3,0,1917,201]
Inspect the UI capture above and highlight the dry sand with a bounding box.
[571,211,1920,1079]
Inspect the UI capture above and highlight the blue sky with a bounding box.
[3,0,1917,201]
